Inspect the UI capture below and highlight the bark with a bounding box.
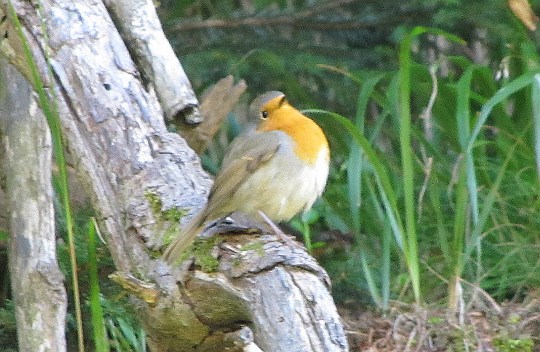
[103,0,203,125]
[181,75,247,155]
[0,59,67,352]
[0,189,6,233]
[0,1,349,351]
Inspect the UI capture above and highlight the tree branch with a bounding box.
[104,0,203,125]
[169,0,407,32]
[0,59,67,352]
[173,18,389,32]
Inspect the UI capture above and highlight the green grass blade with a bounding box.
[309,108,402,307]
[466,70,540,154]
[380,223,391,309]
[451,161,468,276]
[107,316,147,351]
[456,66,480,224]
[107,319,123,352]
[373,176,404,250]
[301,218,313,254]
[464,122,532,263]
[307,109,406,246]
[359,252,383,307]
[298,210,318,253]
[459,70,539,267]
[397,27,429,303]
[348,74,385,234]
[348,145,363,232]
[117,317,141,349]
[366,178,392,309]
[427,179,451,267]
[454,65,484,282]
[88,218,109,352]
[532,74,540,180]
[386,74,400,130]
[346,73,390,309]
[138,328,147,352]
[394,26,465,303]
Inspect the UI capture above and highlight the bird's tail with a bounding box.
[162,212,206,264]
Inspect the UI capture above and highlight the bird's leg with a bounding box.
[258,211,304,250]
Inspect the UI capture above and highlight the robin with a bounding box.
[163,91,330,263]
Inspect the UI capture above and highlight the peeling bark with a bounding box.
[181,75,247,154]
[0,59,67,352]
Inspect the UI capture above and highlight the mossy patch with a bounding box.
[145,191,188,246]
[191,237,222,273]
[493,336,534,352]
[144,191,186,223]
[239,240,265,255]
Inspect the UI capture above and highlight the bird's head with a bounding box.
[250,91,300,133]
[249,91,287,123]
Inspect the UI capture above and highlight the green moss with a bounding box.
[162,224,181,247]
[162,208,185,223]
[192,237,222,273]
[507,314,521,325]
[427,316,444,324]
[144,191,186,223]
[145,192,163,215]
[145,191,188,247]
[226,240,265,268]
[240,241,265,255]
[493,337,533,352]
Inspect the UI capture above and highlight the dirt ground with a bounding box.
[341,293,540,351]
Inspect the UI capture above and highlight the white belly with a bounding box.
[227,146,329,221]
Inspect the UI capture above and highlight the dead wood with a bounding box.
[0,59,67,352]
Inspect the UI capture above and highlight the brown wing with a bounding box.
[163,131,284,263]
[203,131,283,220]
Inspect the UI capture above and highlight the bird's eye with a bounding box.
[260,111,269,120]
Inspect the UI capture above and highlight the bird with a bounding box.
[163,91,330,263]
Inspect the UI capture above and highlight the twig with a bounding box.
[171,0,410,33]
[173,18,394,31]
[417,64,438,218]
[174,0,354,31]
[460,278,502,315]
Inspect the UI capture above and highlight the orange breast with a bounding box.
[257,103,329,165]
